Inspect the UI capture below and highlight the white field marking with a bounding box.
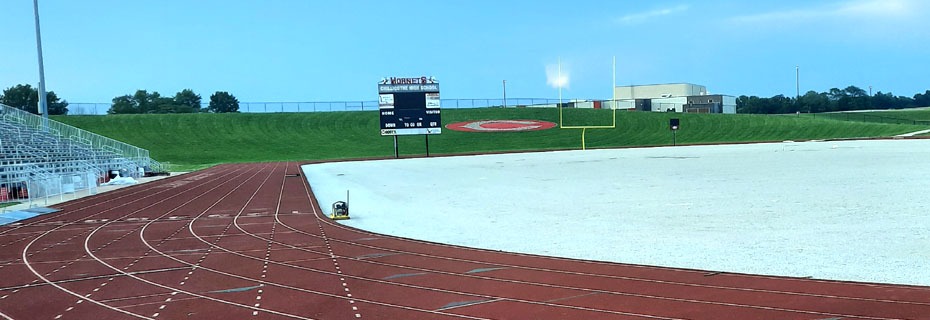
[107,295,198,309]
[286,166,928,318]
[896,129,930,137]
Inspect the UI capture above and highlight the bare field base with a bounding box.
[305,139,930,286]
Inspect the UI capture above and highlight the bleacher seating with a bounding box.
[1,103,163,205]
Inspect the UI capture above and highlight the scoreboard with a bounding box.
[378,76,441,136]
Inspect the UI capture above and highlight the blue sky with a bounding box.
[2,0,929,103]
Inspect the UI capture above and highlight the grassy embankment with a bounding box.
[53,108,928,171]
[808,108,930,125]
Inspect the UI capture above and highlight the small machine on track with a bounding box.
[330,190,350,220]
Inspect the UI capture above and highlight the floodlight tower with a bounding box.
[558,57,562,104]
[33,0,49,128]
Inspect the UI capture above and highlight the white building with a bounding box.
[615,83,707,100]
[612,83,736,114]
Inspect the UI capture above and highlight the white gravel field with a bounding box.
[303,139,930,285]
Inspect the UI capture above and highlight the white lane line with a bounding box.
[118,164,321,319]
[134,165,493,320]
[317,218,362,319]
[20,167,247,320]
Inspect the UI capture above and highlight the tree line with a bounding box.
[738,86,930,114]
[1,84,240,115]
[0,84,69,115]
[108,89,239,114]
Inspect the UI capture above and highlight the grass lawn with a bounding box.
[53,108,926,170]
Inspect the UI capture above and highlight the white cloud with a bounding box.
[731,0,918,24]
[615,5,690,25]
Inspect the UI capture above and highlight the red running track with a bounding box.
[1,162,928,319]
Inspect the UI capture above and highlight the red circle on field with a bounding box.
[446,120,557,132]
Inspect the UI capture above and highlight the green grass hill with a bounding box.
[52,108,928,171]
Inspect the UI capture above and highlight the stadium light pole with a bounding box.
[33,0,49,129]
[558,57,562,106]
[796,65,802,113]
[502,80,507,108]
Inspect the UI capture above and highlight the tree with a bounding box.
[0,84,69,115]
[837,85,870,111]
[208,91,239,113]
[173,89,201,113]
[914,90,930,107]
[798,91,830,113]
[871,92,896,109]
[134,90,159,114]
[109,95,138,114]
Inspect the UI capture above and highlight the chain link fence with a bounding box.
[65,98,570,115]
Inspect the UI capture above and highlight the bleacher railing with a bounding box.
[0,103,163,172]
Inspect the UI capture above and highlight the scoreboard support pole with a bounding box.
[425,135,430,157]
[393,136,399,159]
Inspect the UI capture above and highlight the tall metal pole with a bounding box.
[502,80,507,108]
[612,56,616,102]
[557,57,563,126]
[610,56,617,109]
[558,57,562,106]
[796,65,802,113]
[33,0,49,128]
[612,56,617,126]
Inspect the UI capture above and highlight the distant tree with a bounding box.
[736,95,751,113]
[739,86,927,114]
[109,95,138,114]
[134,90,159,114]
[914,90,930,107]
[826,88,846,102]
[173,89,201,113]
[208,91,239,113]
[153,95,183,113]
[737,95,768,114]
[767,95,795,114]
[871,92,897,109]
[838,86,869,111]
[0,84,69,115]
[109,90,195,114]
[798,91,830,113]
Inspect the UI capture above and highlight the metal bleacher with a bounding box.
[1,103,164,206]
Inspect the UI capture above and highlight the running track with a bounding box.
[1,162,928,319]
